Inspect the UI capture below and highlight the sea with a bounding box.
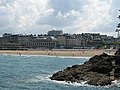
[0,54,120,90]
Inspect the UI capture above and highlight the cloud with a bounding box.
[0,0,53,34]
[59,0,113,34]
[37,0,117,36]
[0,0,119,36]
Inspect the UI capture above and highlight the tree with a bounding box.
[116,10,120,49]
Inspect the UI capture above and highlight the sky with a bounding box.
[0,0,120,36]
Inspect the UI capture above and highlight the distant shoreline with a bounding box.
[0,49,116,57]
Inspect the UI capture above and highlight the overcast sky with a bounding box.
[0,0,120,36]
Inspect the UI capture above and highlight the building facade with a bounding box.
[0,32,116,50]
[47,30,63,37]
[25,36,57,49]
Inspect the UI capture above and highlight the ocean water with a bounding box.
[0,54,120,90]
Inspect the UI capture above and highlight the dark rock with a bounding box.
[115,48,120,55]
[50,53,120,86]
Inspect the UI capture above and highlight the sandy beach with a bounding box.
[0,49,116,57]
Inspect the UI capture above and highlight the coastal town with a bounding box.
[1,0,120,89]
[0,30,117,50]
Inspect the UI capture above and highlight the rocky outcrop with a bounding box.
[50,53,120,86]
[115,48,120,55]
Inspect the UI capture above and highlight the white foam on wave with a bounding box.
[51,79,120,88]
[57,56,90,59]
[26,74,89,87]
[0,54,33,58]
[46,74,90,87]
[51,80,89,87]
[26,75,51,83]
[35,75,51,81]
[25,74,120,88]
[0,53,90,59]
[111,80,120,87]
[23,54,90,59]
[0,54,20,56]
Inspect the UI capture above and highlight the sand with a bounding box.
[0,49,116,57]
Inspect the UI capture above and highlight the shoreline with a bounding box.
[0,49,116,57]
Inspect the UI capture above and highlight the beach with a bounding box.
[0,49,116,57]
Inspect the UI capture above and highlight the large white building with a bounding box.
[25,36,57,49]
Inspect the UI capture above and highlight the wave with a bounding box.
[51,80,89,87]
[111,80,120,87]
[58,56,90,59]
[50,79,120,88]
[26,75,51,83]
[25,74,88,87]
[25,74,120,89]
[0,53,90,59]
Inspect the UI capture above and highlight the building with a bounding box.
[0,43,20,50]
[81,33,94,48]
[18,34,35,46]
[0,32,116,50]
[92,33,102,48]
[66,34,81,49]
[57,34,82,49]
[47,30,63,37]
[56,35,66,48]
[25,36,57,49]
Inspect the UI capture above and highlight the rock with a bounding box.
[115,48,120,55]
[50,53,120,86]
